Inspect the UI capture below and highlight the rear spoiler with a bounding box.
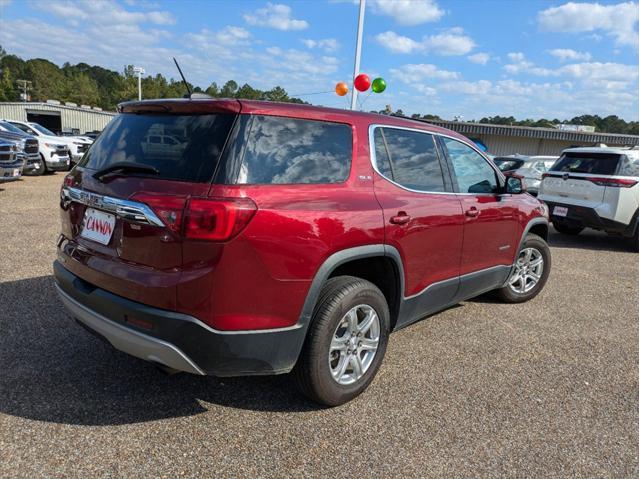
[118,98,242,115]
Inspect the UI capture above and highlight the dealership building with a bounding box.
[427,120,639,157]
[0,101,116,134]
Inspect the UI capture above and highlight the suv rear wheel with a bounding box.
[495,233,551,303]
[552,221,583,235]
[294,276,390,406]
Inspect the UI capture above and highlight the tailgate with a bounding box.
[539,173,606,208]
[58,108,237,310]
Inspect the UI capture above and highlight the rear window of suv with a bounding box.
[550,152,621,175]
[236,115,352,184]
[78,113,236,183]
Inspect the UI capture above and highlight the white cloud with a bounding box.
[43,0,175,26]
[374,31,421,54]
[547,48,592,61]
[390,63,460,83]
[301,38,340,51]
[559,62,639,81]
[439,80,492,95]
[467,52,490,65]
[375,28,475,56]
[186,26,251,48]
[370,0,444,25]
[538,1,639,50]
[424,28,475,55]
[504,53,555,76]
[243,3,308,31]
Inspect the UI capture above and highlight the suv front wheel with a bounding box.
[495,233,551,303]
[294,276,390,406]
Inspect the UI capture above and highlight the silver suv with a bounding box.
[493,155,557,196]
[538,146,639,250]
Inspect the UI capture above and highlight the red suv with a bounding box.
[55,99,551,405]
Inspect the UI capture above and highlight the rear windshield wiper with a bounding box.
[93,162,159,181]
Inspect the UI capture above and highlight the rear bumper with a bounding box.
[546,201,635,236]
[53,260,306,376]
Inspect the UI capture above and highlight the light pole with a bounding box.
[133,66,145,101]
[350,0,366,110]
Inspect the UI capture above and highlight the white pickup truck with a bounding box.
[7,120,92,171]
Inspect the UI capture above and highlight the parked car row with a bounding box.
[0,119,94,180]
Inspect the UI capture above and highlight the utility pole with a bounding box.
[16,79,32,101]
[350,0,366,110]
[133,66,145,101]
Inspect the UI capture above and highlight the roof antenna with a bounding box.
[173,57,192,98]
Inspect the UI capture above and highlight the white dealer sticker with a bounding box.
[80,208,116,245]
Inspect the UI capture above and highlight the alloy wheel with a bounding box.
[328,304,380,385]
[508,247,544,294]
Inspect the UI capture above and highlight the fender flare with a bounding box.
[296,244,406,329]
[502,216,550,287]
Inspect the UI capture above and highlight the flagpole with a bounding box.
[350,0,366,110]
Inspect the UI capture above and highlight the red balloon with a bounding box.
[354,73,371,92]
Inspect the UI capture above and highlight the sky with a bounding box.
[0,0,638,120]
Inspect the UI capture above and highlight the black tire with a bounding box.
[552,221,583,235]
[631,226,639,252]
[495,233,551,303]
[294,276,390,407]
[32,155,47,176]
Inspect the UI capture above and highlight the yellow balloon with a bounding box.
[335,81,349,96]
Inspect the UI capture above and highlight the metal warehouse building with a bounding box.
[428,120,639,156]
[0,101,116,134]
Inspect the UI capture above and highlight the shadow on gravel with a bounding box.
[547,229,632,252]
[0,275,319,426]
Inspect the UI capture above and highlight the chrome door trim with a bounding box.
[61,186,164,227]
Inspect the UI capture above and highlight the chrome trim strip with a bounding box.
[368,123,506,196]
[56,284,206,375]
[61,186,164,227]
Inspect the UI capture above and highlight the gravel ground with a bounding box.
[1,175,637,478]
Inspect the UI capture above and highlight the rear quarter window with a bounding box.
[550,153,621,175]
[618,155,639,176]
[236,115,352,184]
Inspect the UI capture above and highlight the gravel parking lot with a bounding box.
[1,175,637,478]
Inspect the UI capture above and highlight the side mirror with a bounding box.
[504,174,525,194]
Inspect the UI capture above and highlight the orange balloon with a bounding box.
[335,81,349,96]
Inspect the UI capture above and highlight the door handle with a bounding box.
[465,207,480,218]
[390,212,411,225]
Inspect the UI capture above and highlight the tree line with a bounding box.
[0,46,637,135]
[0,45,305,110]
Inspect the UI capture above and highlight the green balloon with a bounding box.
[371,77,386,93]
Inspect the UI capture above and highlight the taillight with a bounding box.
[541,173,552,179]
[131,193,186,234]
[132,194,257,241]
[586,177,638,188]
[63,174,74,187]
[185,198,257,241]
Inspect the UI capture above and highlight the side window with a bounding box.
[377,127,446,192]
[619,155,639,176]
[442,137,499,194]
[373,128,393,178]
[237,115,352,184]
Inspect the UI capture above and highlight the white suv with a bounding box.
[538,147,639,250]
